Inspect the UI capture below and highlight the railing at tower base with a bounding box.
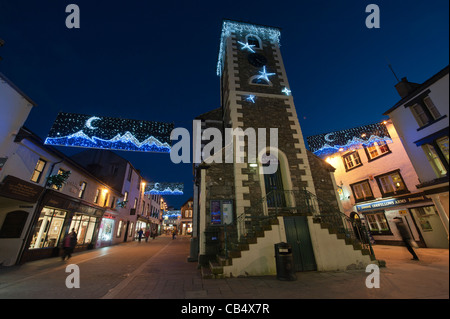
[219,189,375,260]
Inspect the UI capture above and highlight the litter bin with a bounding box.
[274,242,296,281]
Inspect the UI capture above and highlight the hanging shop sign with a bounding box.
[0,175,44,203]
[356,194,430,212]
[44,112,173,153]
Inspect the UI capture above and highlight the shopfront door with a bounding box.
[409,206,449,248]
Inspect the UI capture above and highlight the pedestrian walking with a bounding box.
[393,217,419,260]
[172,229,176,240]
[145,229,150,242]
[137,228,144,242]
[151,229,156,240]
[61,228,78,261]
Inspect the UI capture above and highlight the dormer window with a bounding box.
[405,90,444,129]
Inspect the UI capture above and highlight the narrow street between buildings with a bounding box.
[0,235,448,300]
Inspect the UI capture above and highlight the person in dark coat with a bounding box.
[393,217,419,260]
[137,228,144,242]
[61,228,78,261]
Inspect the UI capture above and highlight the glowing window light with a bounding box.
[217,20,281,76]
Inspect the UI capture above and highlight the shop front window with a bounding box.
[365,211,391,235]
[29,208,66,249]
[98,218,114,242]
[69,213,98,245]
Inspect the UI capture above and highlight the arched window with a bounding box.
[0,211,28,238]
[249,75,272,86]
[246,35,262,49]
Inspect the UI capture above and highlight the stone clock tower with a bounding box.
[217,20,316,216]
[194,20,377,277]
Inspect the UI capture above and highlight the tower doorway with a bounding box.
[263,165,286,208]
[284,216,317,271]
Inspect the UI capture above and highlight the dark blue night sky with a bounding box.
[0,0,448,208]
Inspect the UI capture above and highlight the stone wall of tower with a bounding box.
[221,27,317,218]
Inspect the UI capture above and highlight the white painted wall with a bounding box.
[307,217,374,271]
[223,217,287,277]
[324,121,421,216]
[387,73,449,183]
[223,216,375,277]
[0,74,35,160]
[0,136,121,265]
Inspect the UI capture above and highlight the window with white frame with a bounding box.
[350,180,374,202]
[365,211,391,234]
[375,170,408,197]
[406,91,443,128]
[436,136,449,163]
[365,140,390,160]
[30,159,47,183]
[94,189,100,204]
[422,143,448,177]
[78,181,87,198]
[343,151,362,171]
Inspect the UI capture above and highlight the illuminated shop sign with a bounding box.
[356,195,428,212]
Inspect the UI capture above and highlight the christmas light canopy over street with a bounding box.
[145,182,184,195]
[44,112,173,153]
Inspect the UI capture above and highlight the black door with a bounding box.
[284,216,317,271]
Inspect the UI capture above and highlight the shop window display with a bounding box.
[69,213,98,245]
[29,208,66,249]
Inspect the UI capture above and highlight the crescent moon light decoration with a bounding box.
[85,116,101,130]
[324,133,335,143]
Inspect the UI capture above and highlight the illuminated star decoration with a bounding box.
[246,95,256,103]
[257,66,276,83]
[237,41,255,53]
[282,87,291,96]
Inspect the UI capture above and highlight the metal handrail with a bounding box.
[220,188,375,259]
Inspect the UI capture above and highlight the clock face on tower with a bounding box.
[248,53,267,67]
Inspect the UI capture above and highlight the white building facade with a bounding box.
[0,127,124,265]
[383,66,449,243]
[308,121,448,248]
